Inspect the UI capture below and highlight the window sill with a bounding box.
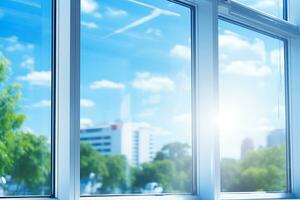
[80,195,198,200]
[221,192,296,200]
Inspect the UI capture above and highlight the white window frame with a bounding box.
[218,0,300,199]
[2,0,300,200]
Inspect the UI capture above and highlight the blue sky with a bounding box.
[80,0,192,153]
[0,0,286,158]
[0,0,52,138]
[219,21,285,159]
[235,0,283,18]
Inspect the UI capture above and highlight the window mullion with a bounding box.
[55,0,80,199]
[288,0,300,198]
[196,0,220,199]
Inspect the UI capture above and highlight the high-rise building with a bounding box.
[266,129,285,147]
[240,137,254,159]
[80,123,154,165]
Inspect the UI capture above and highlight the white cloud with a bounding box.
[107,0,179,37]
[251,0,283,10]
[5,36,18,43]
[11,0,41,8]
[132,72,175,92]
[170,44,191,60]
[90,80,125,90]
[173,113,191,126]
[142,94,161,105]
[80,99,95,108]
[6,43,33,52]
[17,71,51,86]
[219,31,266,62]
[222,60,271,77]
[146,28,161,36]
[21,56,35,69]
[106,7,128,17]
[81,21,98,29]
[5,35,34,52]
[81,0,98,14]
[33,100,51,108]
[219,30,272,77]
[270,48,284,66]
[138,108,156,118]
[128,122,171,136]
[80,118,94,128]
[93,12,102,18]
[250,125,275,133]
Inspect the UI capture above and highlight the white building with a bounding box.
[80,123,154,165]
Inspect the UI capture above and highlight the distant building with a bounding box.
[267,129,285,147]
[80,123,154,165]
[240,137,254,159]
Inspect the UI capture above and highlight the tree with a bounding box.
[155,142,190,162]
[239,146,286,192]
[9,132,51,194]
[0,54,51,195]
[101,155,128,193]
[0,56,25,178]
[221,145,286,192]
[221,158,241,192]
[154,142,192,192]
[80,142,107,182]
[131,142,192,193]
[131,160,176,193]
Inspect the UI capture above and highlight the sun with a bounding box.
[218,107,240,132]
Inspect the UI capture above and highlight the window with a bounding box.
[232,0,285,19]
[0,0,53,197]
[1,0,300,200]
[80,0,193,196]
[219,20,287,193]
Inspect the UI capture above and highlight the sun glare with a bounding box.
[218,108,240,132]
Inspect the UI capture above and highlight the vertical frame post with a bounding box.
[288,0,300,198]
[55,0,80,199]
[195,0,220,199]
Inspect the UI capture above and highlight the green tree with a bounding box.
[0,56,25,178]
[131,142,192,193]
[9,132,51,194]
[132,160,176,192]
[155,142,190,162]
[221,158,241,192]
[239,146,286,191]
[101,155,128,193]
[221,145,286,192]
[154,142,192,192]
[80,142,107,182]
[0,54,51,194]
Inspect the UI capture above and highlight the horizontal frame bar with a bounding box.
[0,199,57,200]
[221,192,294,200]
[81,195,198,200]
[218,0,300,39]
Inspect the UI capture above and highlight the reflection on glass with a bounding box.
[219,20,287,192]
[233,0,284,18]
[80,0,192,195]
[0,0,52,196]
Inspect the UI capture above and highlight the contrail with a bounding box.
[106,0,180,37]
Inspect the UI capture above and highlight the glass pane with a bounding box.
[219,20,287,192]
[233,0,284,19]
[0,0,52,196]
[80,0,192,195]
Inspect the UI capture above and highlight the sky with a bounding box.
[0,0,286,158]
